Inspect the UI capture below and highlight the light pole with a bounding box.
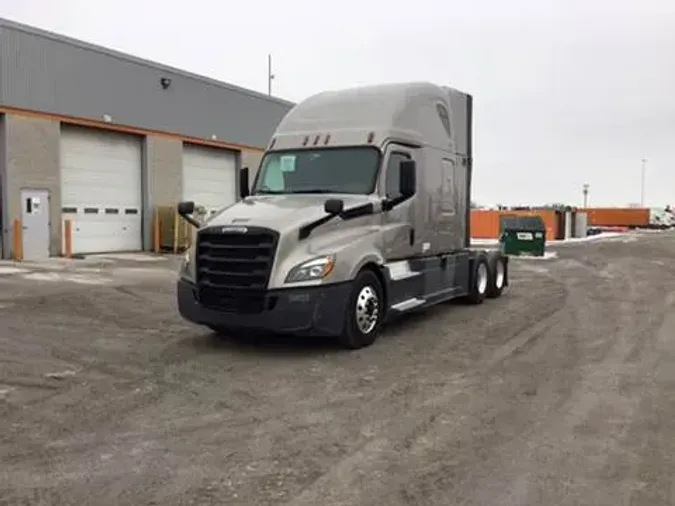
[582,183,589,208]
[640,158,647,207]
[267,54,275,96]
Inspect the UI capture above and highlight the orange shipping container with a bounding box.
[580,208,649,228]
[471,209,560,241]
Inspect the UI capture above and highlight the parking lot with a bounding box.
[1,232,675,506]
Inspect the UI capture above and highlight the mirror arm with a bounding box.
[178,212,201,229]
[182,214,201,229]
[382,194,409,211]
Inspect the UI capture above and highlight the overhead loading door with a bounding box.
[182,144,237,216]
[60,126,143,254]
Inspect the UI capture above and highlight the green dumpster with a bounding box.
[499,216,546,257]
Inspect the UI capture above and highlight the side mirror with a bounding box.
[324,198,345,215]
[240,167,250,199]
[177,201,195,216]
[177,201,200,228]
[399,160,417,198]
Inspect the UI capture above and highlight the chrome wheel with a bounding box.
[494,259,505,289]
[355,285,380,334]
[477,262,488,295]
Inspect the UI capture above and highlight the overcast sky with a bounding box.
[2,0,674,207]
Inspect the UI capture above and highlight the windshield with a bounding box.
[252,147,380,195]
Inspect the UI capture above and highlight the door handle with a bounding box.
[409,228,415,246]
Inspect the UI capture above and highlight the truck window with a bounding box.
[254,147,380,195]
[385,152,411,199]
[261,157,285,191]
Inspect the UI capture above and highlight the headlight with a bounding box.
[180,248,195,280]
[285,255,335,283]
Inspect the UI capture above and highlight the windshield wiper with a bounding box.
[287,189,334,194]
[253,189,285,195]
[253,189,337,195]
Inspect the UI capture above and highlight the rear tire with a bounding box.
[338,270,384,349]
[466,255,489,305]
[487,254,507,299]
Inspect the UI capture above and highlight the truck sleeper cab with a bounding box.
[176,82,509,349]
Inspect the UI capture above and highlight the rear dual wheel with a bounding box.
[487,254,507,298]
[466,256,489,304]
[466,253,507,304]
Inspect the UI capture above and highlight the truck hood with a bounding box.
[205,194,377,233]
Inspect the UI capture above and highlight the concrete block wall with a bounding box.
[0,113,268,259]
[143,135,183,250]
[0,114,4,258]
[1,114,61,258]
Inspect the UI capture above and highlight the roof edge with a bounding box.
[0,16,295,108]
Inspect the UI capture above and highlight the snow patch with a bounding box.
[512,251,558,260]
[0,266,29,275]
[113,267,176,279]
[89,253,166,262]
[471,231,628,248]
[21,272,113,285]
[45,369,79,380]
[551,232,626,243]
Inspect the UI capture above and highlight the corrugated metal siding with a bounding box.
[0,114,6,258]
[0,21,293,149]
[0,26,3,104]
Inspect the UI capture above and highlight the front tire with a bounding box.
[338,270,384,349]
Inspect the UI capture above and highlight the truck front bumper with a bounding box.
[177,278,351,337]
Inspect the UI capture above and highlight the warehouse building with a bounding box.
[0,17,294,260]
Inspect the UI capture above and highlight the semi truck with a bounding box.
[176,82,509,349]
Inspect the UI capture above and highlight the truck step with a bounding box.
[386,260,421,281]
[390,297,426,312]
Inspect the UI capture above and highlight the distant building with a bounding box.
[0,17,294,259]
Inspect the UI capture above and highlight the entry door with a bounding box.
[21,189,50,261]
[380,145,417,259]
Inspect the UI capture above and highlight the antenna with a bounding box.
[640,158,647,207]
[267,54,275,96]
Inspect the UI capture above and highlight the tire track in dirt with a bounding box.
[5,237,675,505]
[282,268,569,506]
[282,250,656,506]
[441,249,675,505]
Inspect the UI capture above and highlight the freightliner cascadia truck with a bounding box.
[176,82,509,349]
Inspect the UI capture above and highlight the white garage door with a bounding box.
[182,144,237,215]
[60,126,143,254]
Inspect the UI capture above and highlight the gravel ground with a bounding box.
[1,232,675,506]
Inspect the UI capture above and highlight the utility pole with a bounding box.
[582,183,589,208]
[640,158,647,207]
[267,54,275,96]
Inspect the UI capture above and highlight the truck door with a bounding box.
[380,145,417,260]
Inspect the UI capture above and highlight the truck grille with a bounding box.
[195,226,279,314]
